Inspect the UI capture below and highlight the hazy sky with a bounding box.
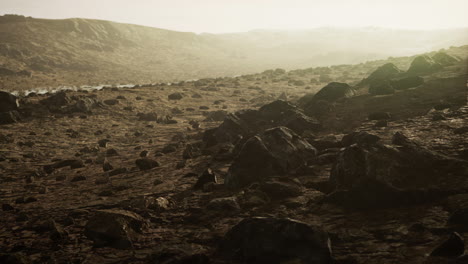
[1,0,468,33]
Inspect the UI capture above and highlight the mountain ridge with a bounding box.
[1,14,468,88]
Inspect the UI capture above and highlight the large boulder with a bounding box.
[203,110,228,121]
[40,91,71,107]
[327,132,468,209]
[390,75,424,90]
[225,127,316,189]
[432,52,459,66]
[407,55,442,75]
[0,91,19,112]
[359,63,402,87]
[310,82,354,102]
[204,110,256,147]
[258,100,321,134]
[84,209,146,249]
[218,217,332,264]
[40,91,100,113]
[368,82,395,95]
[204,101,320,147]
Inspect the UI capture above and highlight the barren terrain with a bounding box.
[0,46,467,264]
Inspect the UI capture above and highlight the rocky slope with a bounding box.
[1,14,468,88]
[0,48,467,263]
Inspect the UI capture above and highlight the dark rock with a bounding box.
[98,139,110,148]
[312,82,355,102]
[168,93,183,100]
[0,110,21,125]
[135,158,160,171]
[43,159,85,173]
[328,132,468,208]
[41,91,71,107]
[315,152,339,165]
[304,99,334,117]
[194,168,217,190]
[432,52,459,66]
[0,91,19,112]
[259,100,321,133]
[225,127,316,189]
[407,55,442,75]
[69,160,85,169]
[283,112,321,134]
[205,101,320,148]
[121,196,169,211]
[430,232,464,257]
[162,144,178,154]
[203,111,256,146]
[40,92,100,113]
[137,112,158,121]
[390,76,424,90]
[369,82,395,95]
[432,112,446,121]
[171,107,184,114]
[103,99,119,105]
[106,148,118,156]
[182,144,198,159]
[359,63,402,87]
[218,217,332,264]
[84,209,146,249]
[308,136,341,151]
[341,131,381,147]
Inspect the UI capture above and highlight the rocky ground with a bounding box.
[0,53,467,264]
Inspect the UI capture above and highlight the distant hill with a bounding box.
[1,14,468,87]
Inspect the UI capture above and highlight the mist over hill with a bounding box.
[1,14,468,86]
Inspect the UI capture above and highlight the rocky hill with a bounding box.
[1,14,468,89]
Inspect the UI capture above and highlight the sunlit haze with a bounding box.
[1,0,468,33]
